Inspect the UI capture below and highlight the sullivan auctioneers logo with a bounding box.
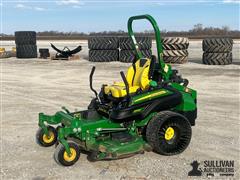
[188,160,235,177]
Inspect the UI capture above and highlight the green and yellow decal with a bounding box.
[131,89,171,105]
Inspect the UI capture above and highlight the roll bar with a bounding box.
[127,14,165,71]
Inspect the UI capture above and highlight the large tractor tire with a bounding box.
[89,50,119,62]
[163,50,188,64]
[119,50,152,63]
[163,56,188,64]
[88,36,119,50]
[202,52,232,65]
[162,37,189,50]
[119,36,152,50]
[163,49,188,57]
[146,111,192,155]
[16,44,37,58]
[202,38,233,53]
[15,31,37,45]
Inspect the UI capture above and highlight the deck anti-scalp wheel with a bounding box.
[54,142,80,166]
[146,111,192,155]
[36,126,57,147]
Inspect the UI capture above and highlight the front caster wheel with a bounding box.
[54,142,80,166]
[87,151,99,162]
[36,126,57,147]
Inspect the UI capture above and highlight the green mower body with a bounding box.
[36,15,197,166]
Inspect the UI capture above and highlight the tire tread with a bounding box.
[119,50,152,63]
[89,50,119,62]
[203,52,232,65]
[88,36,119,50]
[202,38,233,52]
[119,36,152,50]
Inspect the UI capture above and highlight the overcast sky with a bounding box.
[1,0,239,34]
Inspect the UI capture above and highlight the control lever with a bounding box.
[61,106,70,114]
[89,66,101,102]
[120,71,130,104]
[182,79,189,87]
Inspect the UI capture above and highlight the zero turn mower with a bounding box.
[36,14,197,166]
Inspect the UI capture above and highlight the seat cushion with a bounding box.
[103,58,152,98]
[104,83,139,98]
[104,81,124,94]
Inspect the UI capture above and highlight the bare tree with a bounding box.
[193,24,203,32]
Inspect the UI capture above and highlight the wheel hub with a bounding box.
[164,127,175,141]
[42,132,55,143]
[63,148,77,162]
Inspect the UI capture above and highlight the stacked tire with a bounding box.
[88,37,119,62]
[15,31,37,58]
[202,38,233,65]
[162,37,189,64]
[119,36,152,63]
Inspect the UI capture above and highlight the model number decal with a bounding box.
[134,90,168,103]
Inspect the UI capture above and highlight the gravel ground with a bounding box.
[0,40,239,180]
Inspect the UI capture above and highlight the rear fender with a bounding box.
[171,82,197,111]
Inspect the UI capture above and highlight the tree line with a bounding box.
[1,24,239,40]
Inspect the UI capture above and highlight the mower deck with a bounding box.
[91,134,149,160]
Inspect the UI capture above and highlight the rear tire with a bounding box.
[15,31,36,45]
[119,36,152,50]
[163,56,188,64]
[16,44,37,58]
[146,111,192,155]
[202,52,232,65]
[163,50,188,57]
[162,37,189,50]
[163,50,188,64]
[89,50,119,62]
[88,36,119,50]
[119,50,152,63]
[202,38,233,53]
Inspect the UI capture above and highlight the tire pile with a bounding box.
[88,37,119,62]
[162,37,189,64]
[202,38,233,65]
[119,37,152,63]
[15,31,37,58]
[88,36,152,63]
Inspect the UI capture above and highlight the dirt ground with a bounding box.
[0,40,239,180]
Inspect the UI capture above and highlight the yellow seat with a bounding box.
[104,58,151,98]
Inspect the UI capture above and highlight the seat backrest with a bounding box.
[126,58,151,89]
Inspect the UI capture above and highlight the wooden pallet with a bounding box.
[51,54,80,61]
